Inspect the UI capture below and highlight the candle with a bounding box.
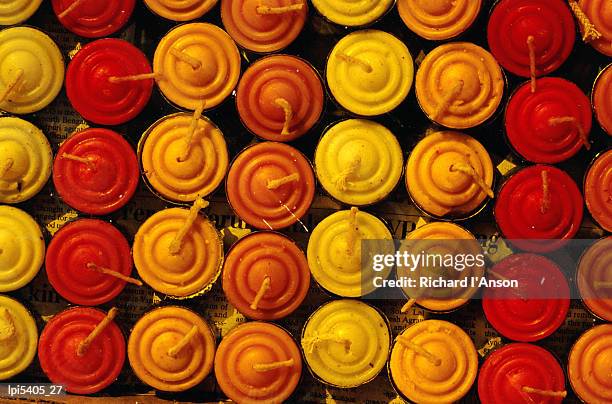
[0,26,64,115]
[405,131,494,219]
[416,42,504,129]
[479,343,567,403]
[226,142,315,230]
[0,206,44,292]
[51,0,136,38]
[221,0,308,53]
[505,77,593,163]
[139,112,229,203]
[0,295,37,380]
[315,119,403,206]
[495,165,583,252]
[301,299,390,388]
[584,149,612,232]
[38,307,125,394]
[215,321,302,402]
[153,23,241,110]
[311,0,393,27]
[577,237,612,321]
[482,254,569,342]
[0,0,42,25]
[53,128,139,215]
[128,306,216,392]
[222,231,310,320]
[236,55,324,142]
[0,117,52,204]
[568,324,612,403]
[326,30,414,116]
[307,208,393,297]
[65,38,155,126]
[133,198,223,297]
[144,0,217,21]
[398,0,481,40]
[389,319,478,403]
[593,63,612,135]
[573,0,612,57]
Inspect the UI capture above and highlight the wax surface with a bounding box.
[128,306,216,392]
[145,0,217,21]
[0,0,42,25]
[577,237,612,321]
[578,0,612,56]
[140,113,229,203]
[312,0,393,27]
[593,63,612,135]
[0,295,37,380]
[301,300,390,387]
[315,119,403,206]
[585,150,612,232]
[398,0,481,40]
[52,0,135,38]
[327,30,413,116]
[0,117,52,204]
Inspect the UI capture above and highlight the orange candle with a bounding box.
[574,0,612,57]
[144,0,217,21]
[584,149,612,232]
[577,237,612,321]
[398,0,482,40]
[593,63,612,135]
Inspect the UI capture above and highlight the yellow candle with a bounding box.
[312,0,394,27]
[301,299,390,387]
[398,0,482,40]
[144,0,217,21]
[0,0,42,25]
[307,208,393,297]
[406,131,494,219]
[326,30,414,116]
[0,206,44,292]
[0,295,37,380]
[0,26,64,114]
[416,42,504,129]
[128,306,216,392]
[315,119,403,206]
[389,319,478,403]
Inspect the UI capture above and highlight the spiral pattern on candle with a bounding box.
[579,0,612,56]
[0,296,37,380]
[38,307,125,394]
[578,237,612,321]
[145,0,217,21]
[584,150,612,233]
[51,0,135,38]
[0,0,42,25]
[593,64,612,136]
[312,0,392,26]
[398,0,481,40]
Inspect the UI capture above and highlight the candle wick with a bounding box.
[0,68,24,104]
[397,336,442,366]
[400,298,417,313]
[256,2,304,15]
[253,358,294,372]
[274,98,294,136]
[336,52,373,73]
[335,155,362,191]
[540,170,551,214]
[433,80,463,120]
[527,36,537,93]
[58,0,85,19]
[301,331,352,354]
[250,276,271,310]
[170,47,202,70]
[61,152,95,169]
[345,207,360,257]
[76,307,118,357]
[0,307,16,341]
[108,71,163,83]
[169,197,209,255]
[167,325,199,358]
[266,173,300,190]
[548,116,590,150]
[178,100,206,162]
[449,162,494,198]
[568,0,602,42]
[86,262,143,286]
[0,158,14,179]
[594,281,612,289]
[521,386,567,398]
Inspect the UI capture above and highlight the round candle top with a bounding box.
[487,0,575,77]
[406,131,493,218]
[0,0,42,25]
[0,206,44,293]
[45,219,133,306]
[577,237,612,321]
[416,42,504,129]
[307,209,393,297]
[315,119,403,206]
[482,254,569,342]
[222,231,310,320]
[140,113,229,203]
[53,128,139,216]
[0,117,52,204]
[479,343,566,404]
[66,38,154,126]
[568,324,612,403]
[52,0,136,38]
[0,295,37,380]
[577,0,612,56]
[236,55,324,142]
[221,0,308,53]
[226,142,315,230]
[593,63,612,135]
[128,306,216,392]
[154,23,241,111]
[145,0,217,21]
[0,26,64,115]
[301,299,390,388]
[585,150,612,232]
[215,321,302,403]
[495,165,583,252]
[389,319,478,403]
[133,206,223,297]
[398,0,481,40]
[326,30,414,116]
[312,0,393,27]
[38,307,125,394]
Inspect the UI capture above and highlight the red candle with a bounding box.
[487,0,575,78]
[52,0,136,38]
[236,55,324,142]
[482,254,569,342]
[66,39,154,126]
[478,343,567,403]
[53,128,139,215]
[226,142,315,230]
[45,219,136,306]
[584,149,612,232]
[505,77,592,163]
[38,307,125,394]
[495,165,583,252]
[222,231,310,320]
[593,63,612,136]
